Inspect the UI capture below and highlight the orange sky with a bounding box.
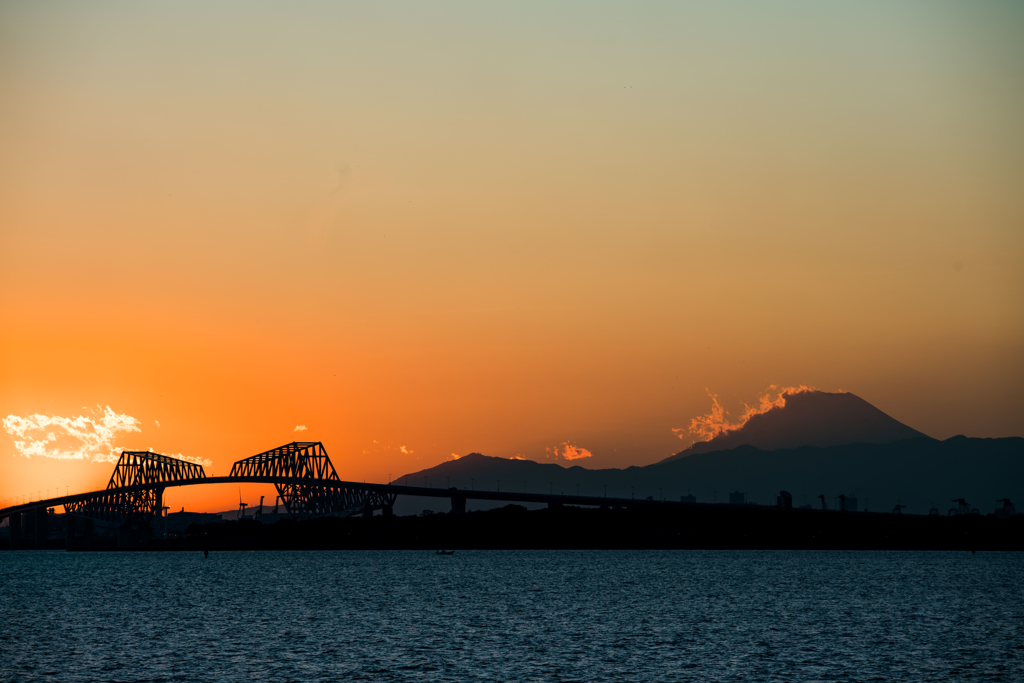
[2,1,1022,513]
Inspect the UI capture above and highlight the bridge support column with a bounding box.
[65,514,76,550]
[117,525,150,549]
[9,512,21,550]
[154,489,164,539]
[66,515,93,550]
[450,496,466,514]
[34,507,49,549]
[81,517,93,550]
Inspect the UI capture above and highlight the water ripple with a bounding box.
[1,550,1021,682]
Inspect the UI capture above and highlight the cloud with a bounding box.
[510,455,525,460]
[294,425,307,432]
[673,385,815,444]
[401,446,415,454]
[448,453,460,460]
[2,406,211,467]
[3,406,141,463]
[547,442,593,460]
[154,420,161,428]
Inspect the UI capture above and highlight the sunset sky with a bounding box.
[2,1,1022,513]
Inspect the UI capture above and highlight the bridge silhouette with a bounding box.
[1,441,661,549]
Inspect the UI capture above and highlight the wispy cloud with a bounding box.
[673,385,816,444]
[2,407,210,466]
[547,442,593,460]
[154,420,161,428]
[294,425,307,432]
[3,406,141,463]
[362,440,419,457]
[448,453,460,460]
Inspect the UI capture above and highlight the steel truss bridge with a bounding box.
[0,441,655,548]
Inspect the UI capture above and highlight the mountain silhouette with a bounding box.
[661,390,927,463]
[393,436,1022,517]
[391,393,1017,517]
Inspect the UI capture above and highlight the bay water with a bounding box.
[1,550,1021,682]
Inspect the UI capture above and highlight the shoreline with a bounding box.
[7,504,1021,552]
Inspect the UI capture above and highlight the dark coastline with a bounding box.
[11,504,1022,552]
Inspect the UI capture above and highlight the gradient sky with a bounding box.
[2,1,1022,513]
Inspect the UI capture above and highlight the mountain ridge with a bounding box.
[393,436,1022,516]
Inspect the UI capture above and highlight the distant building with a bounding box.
[777,491,792,509]
[729,491,745,505]
[838,495,858,512]
[680,494,696,504]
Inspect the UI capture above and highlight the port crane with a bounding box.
[949,498,973,516]
[237,488,248,520]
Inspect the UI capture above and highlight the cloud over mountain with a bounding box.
[662,390,927,463]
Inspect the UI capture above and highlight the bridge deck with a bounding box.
[0,477,681,521]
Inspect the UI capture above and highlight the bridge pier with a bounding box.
[117,525,150,549]
[81,517,93,549]
[65,515,93,551]
[65,514,75,550]
[450,496,466,515]
[9,512,21,550]
[34,507,49,549]
[154,489,165,538]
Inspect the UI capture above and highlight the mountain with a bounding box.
[391,392,1013,516]
[661,391,927,463]
[392,437,1023,517]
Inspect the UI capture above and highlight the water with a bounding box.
[1,550,1021,682]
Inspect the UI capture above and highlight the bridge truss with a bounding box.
[5,442,396,533]
[230,442,396,520]
[65,451,207,528]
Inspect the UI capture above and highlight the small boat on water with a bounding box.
[435,550,455,555]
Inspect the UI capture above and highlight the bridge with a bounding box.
[0,441,664,549]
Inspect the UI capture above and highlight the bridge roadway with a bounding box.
[0,476,678,522]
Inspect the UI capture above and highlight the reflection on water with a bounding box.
[1,550,1021,682]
